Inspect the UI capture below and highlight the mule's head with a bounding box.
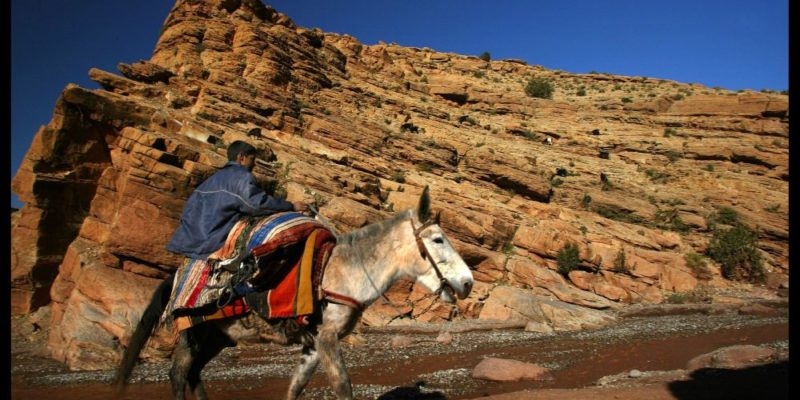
[410,186,474,303]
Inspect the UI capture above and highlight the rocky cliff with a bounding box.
[11,0,788,370]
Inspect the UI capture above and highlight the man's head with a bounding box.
[227,140,257,171]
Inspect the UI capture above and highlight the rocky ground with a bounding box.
[11,288,789,400]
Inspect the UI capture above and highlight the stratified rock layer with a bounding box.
[11,0,788,369]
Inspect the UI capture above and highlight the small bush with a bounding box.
[593,205,647,225]
[479,51,491,62]
[581,194,592,209]
[654,209,690,233]
[664,127,677,137]
[557,242,581,275]
[621,97,633,103]
[520,129,541,141]
[502,241,514,256]
[664,150,683,163]
[707,206,740,228]
[684,252,713,280]
[391,170,406,183]
[525,77,554,99]
[645,169,670,184]
[613,249,629,273]
[707,224,764,283]
[665,290,708,304]
[576,88,587,96]
[416,162,434,173]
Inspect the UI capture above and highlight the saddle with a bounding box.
[166,212,337,331]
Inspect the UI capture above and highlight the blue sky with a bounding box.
[10,0,788,209]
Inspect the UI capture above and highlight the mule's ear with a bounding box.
[434,211,441,225]
[417,185,431,222]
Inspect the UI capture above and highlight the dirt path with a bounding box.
[11,308,788,400]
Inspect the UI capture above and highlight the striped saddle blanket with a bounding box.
[166,212,336,331]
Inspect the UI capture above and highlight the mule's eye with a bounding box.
[432,237,444,244]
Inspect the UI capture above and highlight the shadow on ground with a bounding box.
[668,361,789,400]
[378,382,446,399]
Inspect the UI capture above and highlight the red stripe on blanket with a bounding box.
[186,261,211,308]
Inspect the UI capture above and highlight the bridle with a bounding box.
[411,212,454,298]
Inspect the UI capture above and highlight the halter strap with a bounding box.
[411,218,449,293]
[322,289,364,311]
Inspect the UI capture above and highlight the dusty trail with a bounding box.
[11,308,788,400]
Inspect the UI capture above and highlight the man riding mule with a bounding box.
[167,140,308,260]
[115,186,474,400]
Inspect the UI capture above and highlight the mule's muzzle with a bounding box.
[444,278,472,301]
[455,278,472,300]
[459,279,473,299]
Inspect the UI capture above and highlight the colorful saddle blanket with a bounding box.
[166,212,336,331]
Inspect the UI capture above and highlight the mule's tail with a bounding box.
[114,274,174,390]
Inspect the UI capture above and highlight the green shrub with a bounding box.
[520,129,541,141]
[479,51,491,62]
[557,242,581,275]
[707,206,740,228]
[581,194,592,209]
[613,249,629,273]
[664,150,683,163]
[707,224,764,282]
[525,77,554,99]
[502,241,515,256]
[684,252,712,280]
[645,169,670,184]
[416,161,434,173]
[593,205,647,225]
[621,97,633,103]
[576,88,586,96]
[391,170,406,183]
[664,127,676,137]
[654,209,690,233]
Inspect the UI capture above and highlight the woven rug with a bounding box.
[166,212,336,331]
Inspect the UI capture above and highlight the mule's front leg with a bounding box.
[317,329,353,400]
[286,346,320,400]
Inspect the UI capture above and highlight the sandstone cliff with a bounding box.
[10,0,788,370]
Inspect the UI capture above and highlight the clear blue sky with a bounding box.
[10,0,788,209]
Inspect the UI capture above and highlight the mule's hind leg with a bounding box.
[186,323,235,400]
[286,345,320,400]
[169,330,194,400]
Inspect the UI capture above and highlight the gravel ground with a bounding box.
[11,303,788,400]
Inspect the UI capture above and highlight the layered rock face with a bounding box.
[11,0,788,370]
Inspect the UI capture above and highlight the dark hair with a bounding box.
[227,140,257,161]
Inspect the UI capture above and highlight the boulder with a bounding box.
[472,357,552,381]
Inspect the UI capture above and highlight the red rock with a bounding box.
[738,304,781,317]
[686,345,776,371]
[472,357,552,381]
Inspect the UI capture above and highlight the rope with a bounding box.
[307,204,340,237]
